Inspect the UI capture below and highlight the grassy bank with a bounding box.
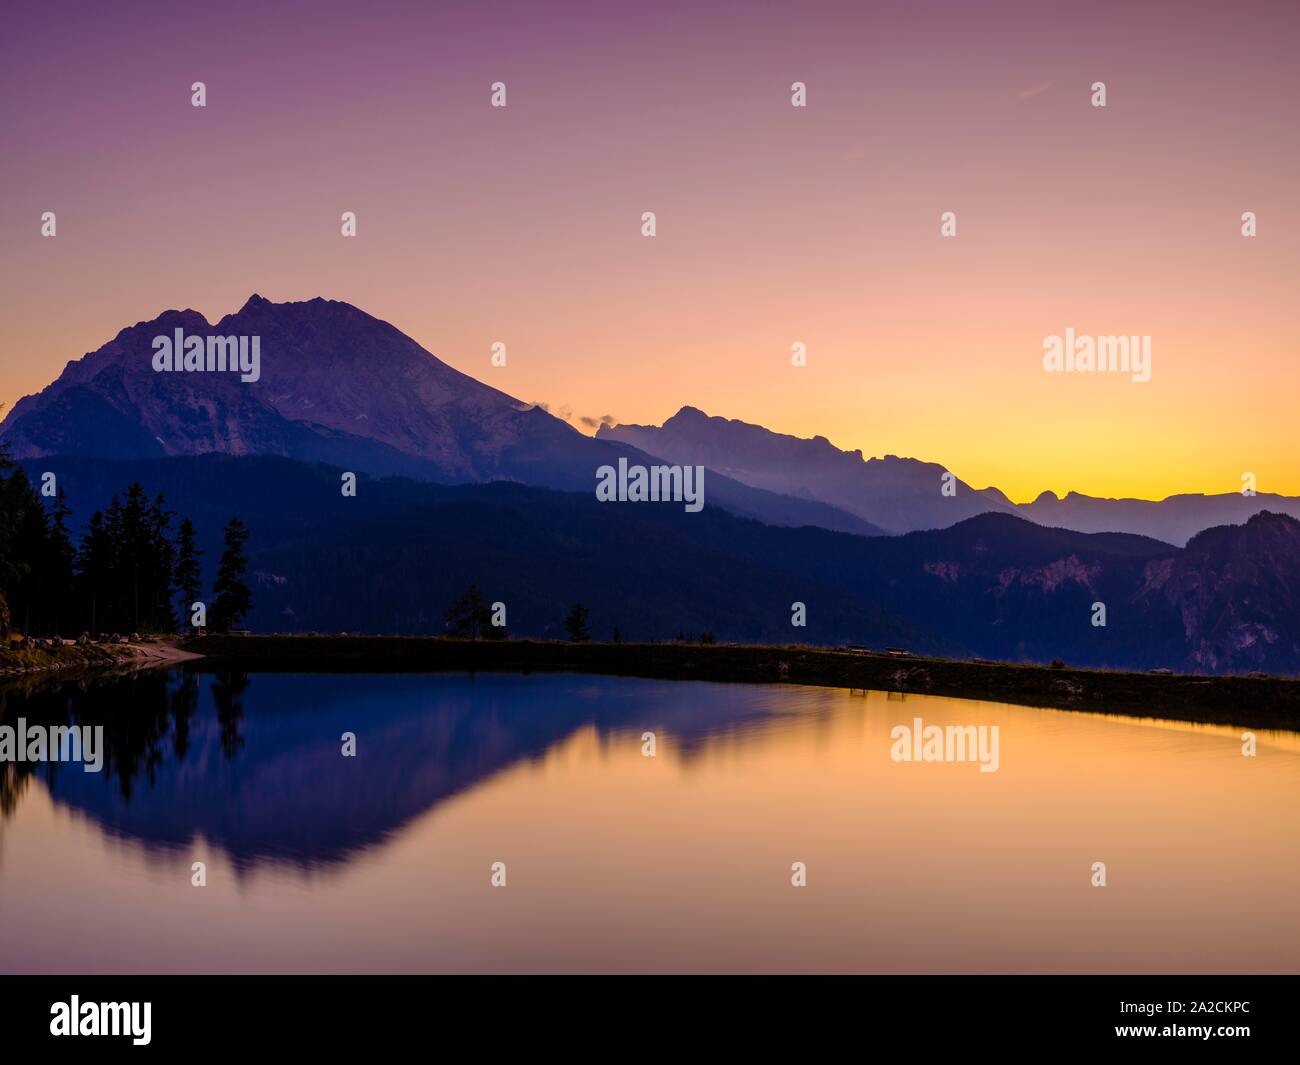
[182,635,1300,731]
[0,641,149,677]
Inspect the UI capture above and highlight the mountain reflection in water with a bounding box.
[1,668,801,872]
[2,668,1297,974]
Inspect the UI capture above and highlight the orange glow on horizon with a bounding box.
[2,0,1296,503]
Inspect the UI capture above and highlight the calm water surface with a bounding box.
[1,668,1297,973]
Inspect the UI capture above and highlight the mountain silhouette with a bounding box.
[1018,489,1300,547]
[600,406,1300,543]
[24,454,1300,673]
[1135,510,1300,674]
[599,405,1017,533]
[0,296,881,535]
[6,296,1300,673]
[9,295,1293,543]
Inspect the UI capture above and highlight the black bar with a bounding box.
[0,975,1290,1052]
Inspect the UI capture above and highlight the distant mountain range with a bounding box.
[600,406,1300,545]
[0,297,879,536]
[23,455,1300,675]
[5,295,1294,546]
[4,295,1298,674]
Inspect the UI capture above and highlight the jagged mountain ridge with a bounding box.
[0,297,882,536]
[5,295,1296,546]
[599,406,1300,543]
[599,406,1018,534]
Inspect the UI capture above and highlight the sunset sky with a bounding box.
[2,0,1296,502]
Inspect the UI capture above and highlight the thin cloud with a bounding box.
[532,401,573,422]
[1017,80,1055,100]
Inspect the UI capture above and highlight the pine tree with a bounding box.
[0,439,18,594]
[146,493,177,632]
[564,603,590,643]
[120,483,149,632]
[76,511,113,635]
[3,466,51,635]
[101,495,128,631]
[174,517,203,630]
[211,519,252,632]
[444,584,489,639]
[44,487,76,633]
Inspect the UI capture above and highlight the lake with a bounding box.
[1,668,1297,974]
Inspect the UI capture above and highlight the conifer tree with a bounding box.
[174,517,203,630]
[211,519,252,632]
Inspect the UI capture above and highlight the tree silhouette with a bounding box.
[211,671,249,758]
[211,519,253,632]
[45,488,76,632]
[444,584,491,639]
[75,511,111,634]
[174,517,203,629]
[0,439,20,595]
[564,603,590,643]
[146,493,177,632]
[0,453,209,637]
[118,483,148,631]
[169,670,200,760]
[0,465,51,634]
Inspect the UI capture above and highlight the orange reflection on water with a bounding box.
[1,684,1296,974]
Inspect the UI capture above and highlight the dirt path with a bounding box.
[130,640,205,666]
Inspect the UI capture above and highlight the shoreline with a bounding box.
[0,639,202,679]
[181,635,1300,732]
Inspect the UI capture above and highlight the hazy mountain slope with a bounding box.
[1019,490,1300,547]
[599,406,1014,534]
[599,405,1299,544]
